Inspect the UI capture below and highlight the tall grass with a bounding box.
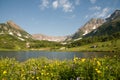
[67,39,120,52]
[0,55,120,80]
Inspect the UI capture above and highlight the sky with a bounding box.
[0,0,120,36]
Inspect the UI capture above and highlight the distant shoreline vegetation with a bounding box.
[0,35,120,52]
[0,40,120,52]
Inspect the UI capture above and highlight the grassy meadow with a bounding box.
[0,55,120,80]
[65,39,120,52]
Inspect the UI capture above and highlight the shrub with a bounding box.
[0,56,120,80]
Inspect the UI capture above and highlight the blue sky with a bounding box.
[0,0,120,36]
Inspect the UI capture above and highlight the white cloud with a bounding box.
[59,0,74,12]
[52,0,74,12]
[69,14,76,19]
[52,0,59,9]
[39,0,80,12]
[85,15,89,19]
[91,8,110,18]
[90,0,96,4]
[75,0,80,5]
[62,1,74,12]
[89,6,101,11]
[97,8,110,18]
[39,0,49,10]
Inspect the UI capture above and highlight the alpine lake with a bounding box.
[0,51,117,62]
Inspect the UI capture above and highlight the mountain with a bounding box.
[85,10,120,37]
[68,18,104,40]
[106,10,120,21]
[0,21,33,49]
[0,20,32,41]
[32,34,67,42]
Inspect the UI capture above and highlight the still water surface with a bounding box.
[0,51,116,62]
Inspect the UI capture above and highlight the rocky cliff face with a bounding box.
[106,10,120,21]
[69,18,104,40]
[32,34,67,42]
[7,18,104,42]
[0,21,32,41]
[85,10,120,37]
[79,18,104,35]
[7,21,24,31]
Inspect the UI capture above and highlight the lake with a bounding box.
[0,51,116,62]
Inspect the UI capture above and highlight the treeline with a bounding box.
[29,40,63,49]
[0,34,63,50]
[67,32,120,48]
[1,32,120,50]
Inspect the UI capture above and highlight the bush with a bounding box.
[0,56,120,80]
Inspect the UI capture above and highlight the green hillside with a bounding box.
[0,34,27,50]
[65,10,120,52]
[0,34,63,51]
[66,39,120,52]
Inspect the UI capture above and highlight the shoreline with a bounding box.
[0,48,119,52]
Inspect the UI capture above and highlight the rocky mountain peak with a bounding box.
[84,10,120,37]
[106,10,120,21]
[81,18,104,35]
[71,18,104,39]
[0,21,32,41]
[7,20,24,31]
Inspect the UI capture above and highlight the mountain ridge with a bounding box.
[0,9,120,50]
[7,20,24,31]
[106,10,120,21]
[85,10,120,37]
[0,21,32,41]
[66,18,104,40]
[0,10,120,42]
[32,34,67,42]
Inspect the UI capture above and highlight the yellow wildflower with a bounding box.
[3,71,7,74]
[97,70,101,74]
[21,74,24,77]
[95,68,98,71]
[22,69,24,72]
[81,58,86,62]
[95,68,101,74]
[106,66,108,69]
[51,73,53,76]
[47,73,49,75]
[94,58,96,61]
[41,72,44,76]
[73,57,79,62]
[36,77,39,79]
[97,61,101,66]
[32,76,34,79]
[44,65,47,68]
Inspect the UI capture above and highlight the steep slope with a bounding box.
[0,21,32,41]
[32,34,67,42]
[69,18,104,40]
[106,10,120,21]
[0,21,33,49]
[85,10,120,37]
